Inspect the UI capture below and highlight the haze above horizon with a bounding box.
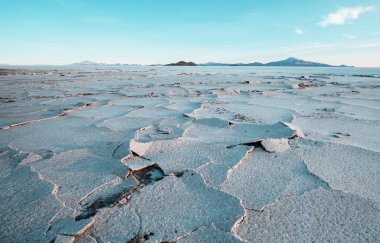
[1,0,380,67]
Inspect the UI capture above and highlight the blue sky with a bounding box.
[1,0,379,66]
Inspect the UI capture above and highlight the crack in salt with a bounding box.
[223,146,254,184]
[300,159,332,190]
[230,199,250,243]
[0,102,95,130]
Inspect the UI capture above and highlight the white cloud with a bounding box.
[295,28,303,35]
[319,6,374,27]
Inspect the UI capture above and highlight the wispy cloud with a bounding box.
[343,33,357,39]
[81,17,119,24]
[295,28,303,35]
[353,43,380,49]
[269,41,380,58]
[319,6,374,27]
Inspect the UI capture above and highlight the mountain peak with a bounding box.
[69,60,105,66]
[285,57,299,61]
[265,57,333,67]
[165,61,197,66]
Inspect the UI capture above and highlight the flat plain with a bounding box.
[0,66,379,242]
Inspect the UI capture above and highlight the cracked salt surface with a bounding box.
[222,147,329,210]
[296,139,380,205]
[236,189,380,242]
[0,150,62,242]
[1,66,380,242]
[127,138,251,177]
[91,172,243,242]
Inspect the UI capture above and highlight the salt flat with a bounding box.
[0,66,379,242]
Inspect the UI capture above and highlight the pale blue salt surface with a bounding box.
[0,66,379,242]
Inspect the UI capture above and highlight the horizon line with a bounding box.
[0,57,369,67]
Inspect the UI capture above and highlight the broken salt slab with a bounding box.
[20,153,43,165]
[222,147,328,210]
[5,115,135,158]
[261,138,290,152]
[30,149,126,210]
[91,172,244,242]
[72,104,135,120]
[97,116,160,132]
[129,138,250,175]
[183,118,296,146]
[126,106,183,118]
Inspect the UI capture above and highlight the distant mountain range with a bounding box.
[199,57,350,67]
[67,57,350,67]
[68,61,135,66]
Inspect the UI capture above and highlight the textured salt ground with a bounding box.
[222,146,329,210]
[90,172,243,242]
[295,115,380,152]
[30,149,128,210]
[177,226,240,243]
[296,139,380,205]
[236,189,380,242]
[0,67,380,242]
[188,102,294,124]
[0,149,62,242]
